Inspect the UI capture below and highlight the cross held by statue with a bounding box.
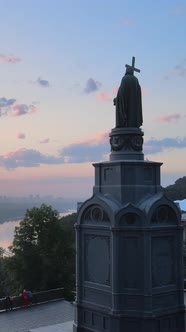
[125,56,140,74]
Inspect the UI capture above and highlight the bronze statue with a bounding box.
[114,57,143,128]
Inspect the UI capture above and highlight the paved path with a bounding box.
[29,320,73,332]
[0,300,74,332]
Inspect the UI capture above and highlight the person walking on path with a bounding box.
[22,289,29,307]
[27,290,33,305]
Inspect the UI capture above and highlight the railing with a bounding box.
[0,287,64,311]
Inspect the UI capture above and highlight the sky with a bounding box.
[0,0,185,200]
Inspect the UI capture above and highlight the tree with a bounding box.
[164,176,186,202]
[59,213,77,298]
[10,204,76,295]
[0,255,19,296]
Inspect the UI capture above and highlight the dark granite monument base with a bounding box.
[73,305,185,332]
[74,123,185,332]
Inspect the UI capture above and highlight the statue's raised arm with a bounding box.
[114,57,143,128]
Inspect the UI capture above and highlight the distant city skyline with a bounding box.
[0,1,185,198]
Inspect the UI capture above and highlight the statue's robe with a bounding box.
[115,73,143,128]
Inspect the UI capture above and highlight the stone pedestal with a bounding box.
[109,127,144,160]
[73,128,185,332]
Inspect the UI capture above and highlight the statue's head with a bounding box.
[125,66,133,75]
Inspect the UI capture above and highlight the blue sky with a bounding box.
[0,0,185,199]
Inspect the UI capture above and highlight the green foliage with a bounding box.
[164,176,186,202]
[60,213,76,240]
[0,256,20,296]
[9,204,76,296]
[175,177,186,186]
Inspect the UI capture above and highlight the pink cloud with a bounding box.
[76,131,109,146]
[2,148,63,168]
[17,133,26,139]
[5,149,24,158]
[0,54,21,64]
[153,113,181,123]
[173,6,185,14]
[98,87,118,102]
[30,105,38,113]
[40,138,50,144]
[12,104,28,116]
[94,131,108,143]
[12,103,37,117]
[0,98,37,117]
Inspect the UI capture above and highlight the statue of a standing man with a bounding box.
[114,57,143,128]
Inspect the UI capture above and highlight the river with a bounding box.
[0,211,75,250]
